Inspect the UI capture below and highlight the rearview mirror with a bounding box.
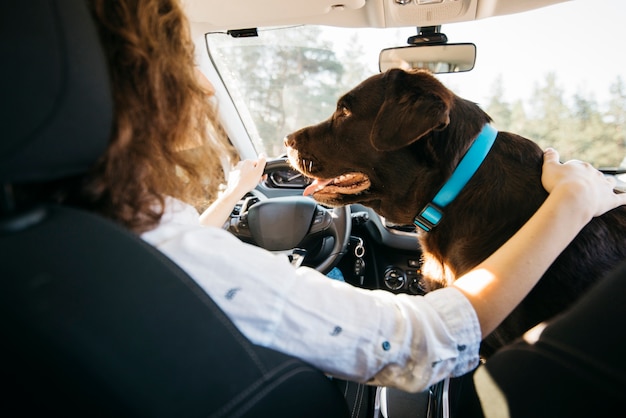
[379,43,476,74]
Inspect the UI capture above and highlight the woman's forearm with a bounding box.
[199,189,243,228]
[453,186,593,337]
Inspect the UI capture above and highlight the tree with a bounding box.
[570,91,616,166]
[209,27,346,154]
[525,73,574,156]
[482,71,624,167]
[606,76,626,167]
[485,75,512,130]
[336,32,372,92]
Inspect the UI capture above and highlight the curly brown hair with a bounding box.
[84,0,236,233]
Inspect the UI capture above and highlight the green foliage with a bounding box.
[485,73,626,167]
[210,27,370,155]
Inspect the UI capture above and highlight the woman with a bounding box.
[82,0,626,392]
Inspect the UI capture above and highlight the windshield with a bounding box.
[206,0,626,170]
[206,25,384,156]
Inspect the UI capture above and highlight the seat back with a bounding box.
[474,260,626,418]
[0,1,349,416]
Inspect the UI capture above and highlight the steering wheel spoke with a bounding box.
[227,157,351,273]
[308,205,333,234]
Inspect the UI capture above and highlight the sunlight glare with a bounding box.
[454,268,496,296]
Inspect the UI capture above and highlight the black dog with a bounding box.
[285,68,626,356]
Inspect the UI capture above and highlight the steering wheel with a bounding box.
[227,157,351,274]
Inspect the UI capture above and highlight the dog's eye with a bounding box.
[337,104,351,118]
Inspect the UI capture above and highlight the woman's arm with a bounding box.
[199,156,266,227]
[453,148,626,337]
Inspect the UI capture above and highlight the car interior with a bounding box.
[1,2,351,417]
[2,0,625,417]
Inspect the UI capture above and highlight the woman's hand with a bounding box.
[199,155,267,227]
[541,148,626,219]
[225,155,267,197]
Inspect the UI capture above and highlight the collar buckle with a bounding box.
[414,203,444,232]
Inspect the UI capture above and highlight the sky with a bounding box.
[329,0,626,108]
[439,0,626,106]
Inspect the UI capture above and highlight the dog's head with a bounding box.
[285,68,455,224]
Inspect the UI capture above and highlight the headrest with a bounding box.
[0,1,112,183]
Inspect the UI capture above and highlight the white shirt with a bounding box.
[140,197,481,393]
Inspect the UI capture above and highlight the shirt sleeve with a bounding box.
[281,267,482,392]
[141,202,481,393]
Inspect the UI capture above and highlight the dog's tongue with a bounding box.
[303,178,332,196]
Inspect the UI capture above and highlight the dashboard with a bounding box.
[266,167,312,189]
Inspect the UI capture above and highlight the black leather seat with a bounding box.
[473,260,626,418]
[0,2,349,416]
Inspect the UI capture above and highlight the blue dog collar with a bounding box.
[414,124,498,232]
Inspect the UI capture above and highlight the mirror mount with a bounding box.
[408,26,448,45]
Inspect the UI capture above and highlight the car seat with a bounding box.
[473,259,626,418]
[0,1,349,416]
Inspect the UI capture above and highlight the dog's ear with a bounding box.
[370,69,453,151]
